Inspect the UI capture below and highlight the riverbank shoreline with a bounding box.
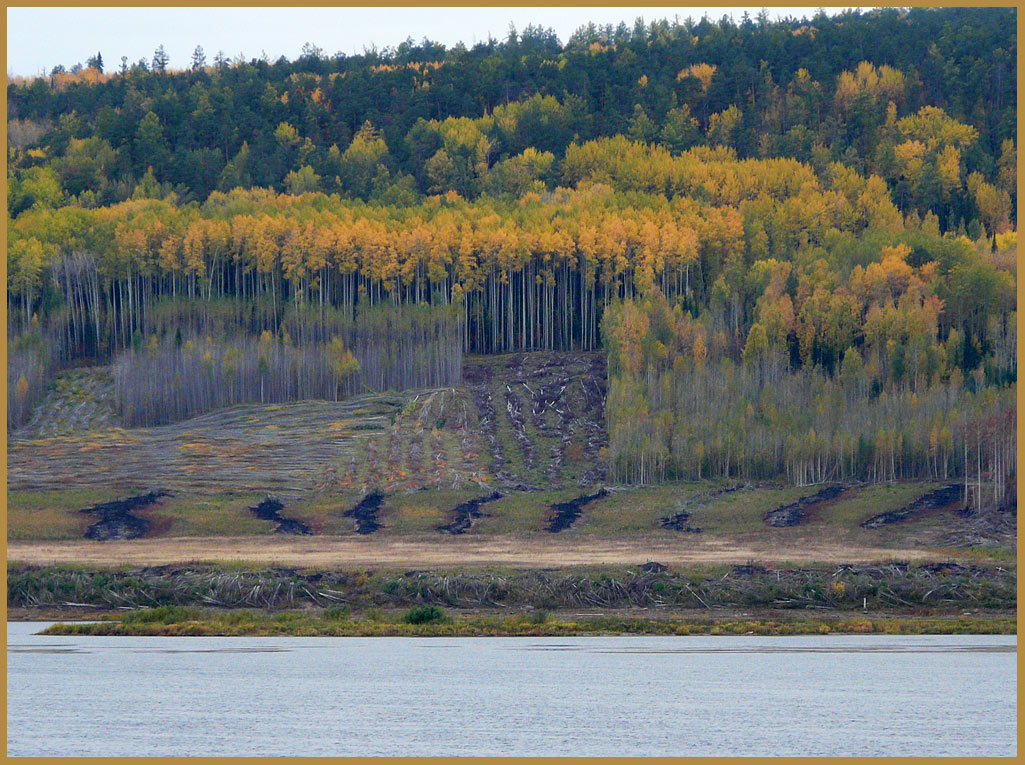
[24,605,1017,637]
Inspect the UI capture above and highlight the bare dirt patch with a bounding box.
[6,535,956,569]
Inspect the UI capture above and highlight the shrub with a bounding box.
[403,605,447,624]
[529,609,550,625]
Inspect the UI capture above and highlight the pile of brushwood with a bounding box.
[9,562,1014,613]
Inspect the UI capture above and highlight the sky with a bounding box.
[6,6,863,77]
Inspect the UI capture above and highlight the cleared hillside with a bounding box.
[7,352,1015,567]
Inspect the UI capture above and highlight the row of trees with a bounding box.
[7,144,1015,362]
[603,293,1015,510]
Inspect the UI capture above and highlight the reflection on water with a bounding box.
[517,643,1016,654]
[9,643,290,655]
[7,622,1016,757]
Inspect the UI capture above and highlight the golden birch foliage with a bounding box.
[681,62,717,92]
[896,106,978,151]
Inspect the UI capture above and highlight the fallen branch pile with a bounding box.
[10,562,1015,612]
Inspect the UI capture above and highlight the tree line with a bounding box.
[7,143,1014,364]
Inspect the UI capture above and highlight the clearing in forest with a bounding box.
[7,351,607,511]
[7,393,405,494]
[462,352,607,491]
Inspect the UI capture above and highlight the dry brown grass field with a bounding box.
[6,534,952,569]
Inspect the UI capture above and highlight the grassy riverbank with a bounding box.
[40,605,1015,637]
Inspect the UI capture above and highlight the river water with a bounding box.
[6,622,1016,756]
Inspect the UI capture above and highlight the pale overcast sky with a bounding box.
[7,6,863,76]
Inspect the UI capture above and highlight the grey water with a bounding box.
[6,622,1016,756]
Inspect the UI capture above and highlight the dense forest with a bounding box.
[6,8,1016,220]
[5,8,1017,506]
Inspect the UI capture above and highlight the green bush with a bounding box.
[403,605,447,624]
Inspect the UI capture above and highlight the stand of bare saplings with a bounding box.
[112,302,462,426]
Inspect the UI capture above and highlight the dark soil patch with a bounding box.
[345,491,385,534]
[81,490,170,541]
[732,563,772,577]
[639,561,667,574]
[659,512,702,533]
[248,498,311,535]
[764,485,848,527]
[660,483,747,531]
[862,484,964,529]
[437,491,504,534]
[546,488,609,533]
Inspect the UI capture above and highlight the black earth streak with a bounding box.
[345,491,385,534]
[81,490,171,541]
[546,488,609,532]
[861,484,964,529]
[437,491,504,534]
[764,485,847,528]
[249,497,312,535]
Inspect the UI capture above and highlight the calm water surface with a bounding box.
[7,622,1016,756]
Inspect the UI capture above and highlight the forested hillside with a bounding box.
[7,8,1016,222]
[5,8,1016,509]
